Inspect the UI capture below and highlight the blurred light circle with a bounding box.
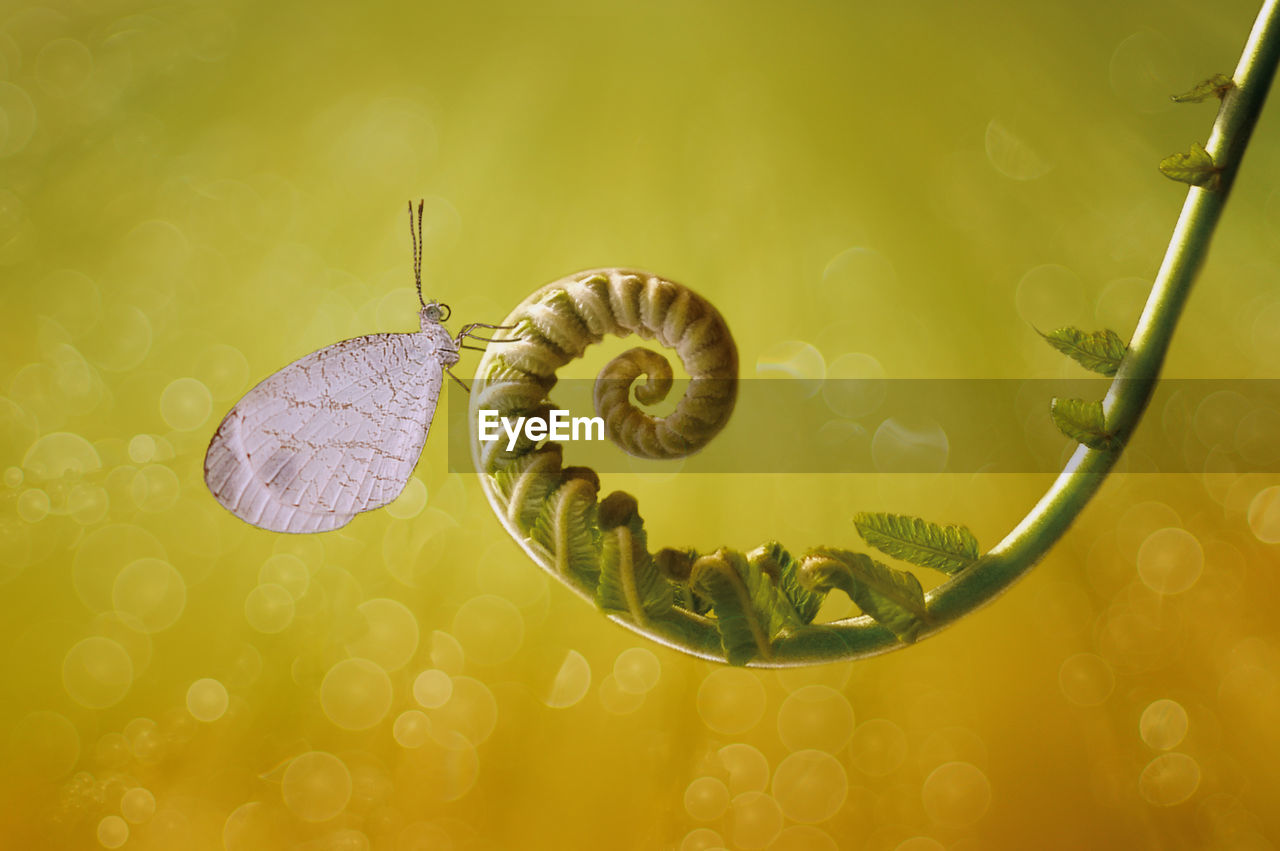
[186,677,229,722]
[427,676,497,746]
[451,595,523,666]
[160,377,212,431]
[851,718,908,776]
[282,751,352,822]
[984,119,1052,180]
[729,791,783,850]
[822,353,886,418]
[35,38,93,97]
[124,718,162,763]
[0,83,37,157]
[130,464,180,513]
[1236,408,1280,465]
[1248,486,1280,544]
[320,658,392,730]
[22,431,102,480]
[412,669,453,709]
[401,734,480,803]
[771,826,839,851]
[194,343,251,401]
[120,787,156,824]
[697,669,767,734]
[1139,699,1188,751]
[393,710,432,749]
[772,749,848,823]
[921,761,991,827]
[823,246,896,295]
[1117,501,1181,562]
[895,839,945,851]
[394,821,452,850]
[429,630,465,674]
[1058,653,1114,706]
[684,776,731,821]
[1194,390,1251,448]
[112,557,186,632]
[680,828,725,851]
[1250,300,1280,363]
[613,647,661,695]
[17,488,50,522]
[244,584,294,633]
[92,733,126,770]
[222,801,291,850]
[68,483,109,525]
[1139,752,1201,806]
[0,516,31,582]
[756,340,825,396]
[63,636,133,708]
[1015,264,1086,330]
[258,553,309,599]
[872,416,949,473]
[97,815,129,849]
[774,663,852,694]
[347,598,419,672]
[545,650,591,709]
[385,476,428,520]
[717,743,770,795]
[1095,276,1149,330]
[1137,528,1202,595]
[598,673,645,715]
[776,685,854,752]
[1109,30,1179,114]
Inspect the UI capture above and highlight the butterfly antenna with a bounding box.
[409,199,425,308]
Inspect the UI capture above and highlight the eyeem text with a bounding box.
[477,409,605,451]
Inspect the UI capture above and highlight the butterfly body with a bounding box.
[204,306,459,533]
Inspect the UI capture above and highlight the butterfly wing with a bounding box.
[204,331,448,533]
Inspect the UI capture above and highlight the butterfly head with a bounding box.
[421,301,452,326]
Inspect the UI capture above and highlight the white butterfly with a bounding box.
[204,203,509,533]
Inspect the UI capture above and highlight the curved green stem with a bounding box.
[771,0,1280,664]
[471,1,1280,667]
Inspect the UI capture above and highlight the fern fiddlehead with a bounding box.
[469,269,973,665]
[469,0,1280,667]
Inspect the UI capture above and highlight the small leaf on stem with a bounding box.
[1050,398,1118,451]
[1159,142,1222,189]
[1171,73,1234,103]
[1038,327,1127,376]
[801,549,929,643]
[852,513,979,575]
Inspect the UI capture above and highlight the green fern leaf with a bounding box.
[691,549,794,665]
[802,549,929,643]
[1159,142,1221,189]
[530,474,601,580]
[852,513,979,575]
[656,548,713,615]
[596,493,673,622]
[1050,397,1117,450]
[1171,73,1234,103]
[1038,327,1127,376]
[748,542,826,624]
[494,446,565,532]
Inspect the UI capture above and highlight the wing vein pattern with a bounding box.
[204,330,449,533]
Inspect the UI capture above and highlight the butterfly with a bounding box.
[203,201,510,533]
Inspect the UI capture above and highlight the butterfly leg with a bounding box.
[445,365,471,393]
[454,323,519,348]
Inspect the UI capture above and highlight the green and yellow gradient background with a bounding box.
[4,1,1280,848]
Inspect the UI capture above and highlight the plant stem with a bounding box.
[770,0,1280,664]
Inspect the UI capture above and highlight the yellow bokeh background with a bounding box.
[3,0,1280,849]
